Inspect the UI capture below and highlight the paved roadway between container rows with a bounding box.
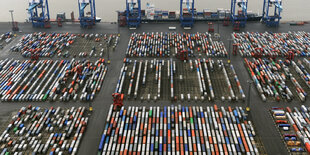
[0,21,309,155]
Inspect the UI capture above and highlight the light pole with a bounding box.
[107,45,110,64]
[9,10,14,25]
[217,15,220,34]
[227,38,232,62]
[116,11,120,35]
[9,10,18,31]
[89,102,93,112]
[246,80,253,114]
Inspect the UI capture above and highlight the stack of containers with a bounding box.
[126,32,228,57]
[203,9,212,18]
[10,32,76,58]
[168,11,177,19]
[244,58,307,102]
[0,32,13,46]
[225,9,231,18]
[0,58,107,102]
[154,9,163,20]
[146,3,155,20]
[271,106,310,153]
[232,31,310,57]
[162,11,169,19]
[0,105,89,154]
[99,104,260,154]
[217,8,225,19]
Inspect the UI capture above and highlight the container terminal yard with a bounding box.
[0,22,309,155]
[0,0,310,154]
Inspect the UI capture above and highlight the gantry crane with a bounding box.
[231,0,248,27]
[28,0,50,28]
[78,0,97,28]
[126,0,141,27]
[180,0,194,28]
[262,0,282,27]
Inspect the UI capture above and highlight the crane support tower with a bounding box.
[126,0,141,28]
[180,0,194,28]
[231,0,248,27]
[262,0,282,27]
[78,0,97,28]
[28,0,50,28]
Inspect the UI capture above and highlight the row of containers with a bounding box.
[0,105,89,154]
[244,57,310,102]
[126,32,227,57]
[10,32,119,58]
[0,58,107,102]
[98,104,263,154]
[232,31,310,57]
[115,58,245,101]
[271,105,310,154]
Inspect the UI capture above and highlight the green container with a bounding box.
[13,127,18,132]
